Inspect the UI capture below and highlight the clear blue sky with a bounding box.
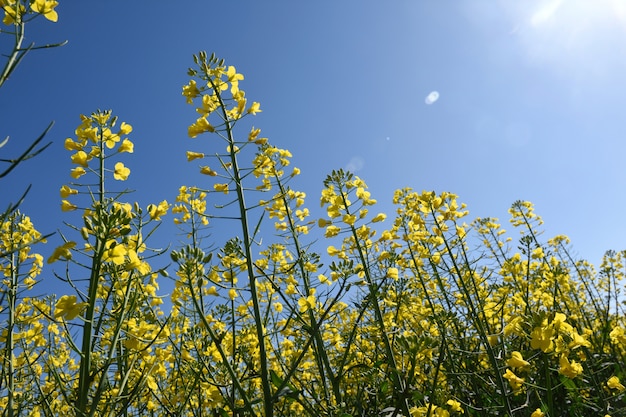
[3,1,626,291]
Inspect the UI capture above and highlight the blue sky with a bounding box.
[3,1,626,291]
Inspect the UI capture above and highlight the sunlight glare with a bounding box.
[425,91,439,105]
[530,0,563,27]
[513,0,626,80]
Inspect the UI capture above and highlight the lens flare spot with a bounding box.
[425,91,439,105]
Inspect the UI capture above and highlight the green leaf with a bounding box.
[270,369,283,388]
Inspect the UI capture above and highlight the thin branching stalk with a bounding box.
[208,74,273,416]
[338,186,411,416]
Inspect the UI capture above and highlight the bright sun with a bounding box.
[530,0,626,30]
[513,0,626,79]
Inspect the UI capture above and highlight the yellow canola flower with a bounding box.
[76,125,98,143]
[318,218,332,227]
[327,246,342,257]
[124,249,142,271]
[530,323,554,352]
[372,213,386,223]
[47,241,76,263]
[248,127,261,142]
[214,183,229,194]
[2,2,25,25]
[182,80,200,104]
[409,405,448,417]
[327,206,341,219]
[103,243,127,265]
[231,92,247,119]
[64,138,83,151]
[607,376,625,392]
[324,225,340,238]
[88,145,101,158]
[558,355,583,378]
[226,65,244,93]
[71,150,90,167]
[31,0,59,22]
[61,200,77,212]
[113,162,130,180]
[200,166,217,176]
[102,128,120,149]
[530,409,545,417]
[298,291,316,312]
[91,111,110,125]
[503,369,524,391]
[197,93,220,116]
[70,167,86,179]
[431,252,441,264]
[54,295,87,320]
[118,122,132,135]
[148,200,169,220]
[295,208,309,221]
[113,201,132,215]
[226,144,240,154]
[118,138,134,153]
[188,117,214,138]
[226,66,243,81]
[247,101,261,115]
[342,214,356,226]
[446,399,463,413]
[387,267,399,280]
[610,326,626,346]
[503,316,524,337]
[507,351,530,369]
[186,151,205,161]
[60,185,78,198]
[531,247,544,259]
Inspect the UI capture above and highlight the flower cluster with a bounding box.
[184,51,260,140]
[4,53,626,417]
[61,111,134,213]
[0,0,59,25]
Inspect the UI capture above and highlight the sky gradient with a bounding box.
[3,1,626,286]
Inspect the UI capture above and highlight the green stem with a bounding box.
[339,186,410,416]
[99,128,105,205]
[76,237,106,416]
[6,250,16,417]
[431,210,513,416]
[275,178,339,404]
[187,269,255,413]
[544,354,554,416]
[0,13,26,89]
[210,77,272,416]
[77,127,107,415]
